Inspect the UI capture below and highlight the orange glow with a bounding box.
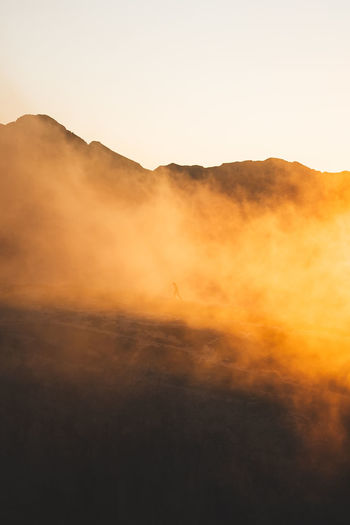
[2,115,350,459]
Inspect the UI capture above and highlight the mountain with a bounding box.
[156,158,350,211]
[0,114,151,193]
[2,115,350,524]
[1,113,350,303]
[2,114,350,208]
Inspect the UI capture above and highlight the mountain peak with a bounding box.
[13,114,71,136]
[2,114,87,149]
[15,114,62,127]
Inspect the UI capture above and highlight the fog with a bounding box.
[2,114,350,457]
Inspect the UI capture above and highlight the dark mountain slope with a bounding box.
[0,114,151,190]
[156,157,350,210]
[2,114,350,209]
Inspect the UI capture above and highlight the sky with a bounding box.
[1,0,349,171]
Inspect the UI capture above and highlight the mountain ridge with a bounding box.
[2,113,350,212]
[2,113,348,175]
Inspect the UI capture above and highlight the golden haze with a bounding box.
[2,115,350,456]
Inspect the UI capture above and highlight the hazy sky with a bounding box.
[1,0,349,171]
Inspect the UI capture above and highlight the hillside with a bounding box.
[2,115,350,524]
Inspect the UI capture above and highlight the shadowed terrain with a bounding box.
[2,115,350,523]
[2,306,350,524]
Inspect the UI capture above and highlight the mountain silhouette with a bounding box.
[3,114,350,211]
[0,115,345,190]
[0,114,150,189]
[1,113,350,297]
[2,115,350,524]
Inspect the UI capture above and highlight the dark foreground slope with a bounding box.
[1,306,350,524]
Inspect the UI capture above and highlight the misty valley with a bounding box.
[2,115,350,524]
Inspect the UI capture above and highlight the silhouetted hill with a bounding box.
[0,114,150,182]
[2,113,350,300]
[155,157,341,208]
[2,115,350,524]
[2,114,350,209]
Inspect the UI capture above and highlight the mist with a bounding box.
[2,114,350,459]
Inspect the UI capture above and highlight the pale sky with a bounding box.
[1,0,349,171]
